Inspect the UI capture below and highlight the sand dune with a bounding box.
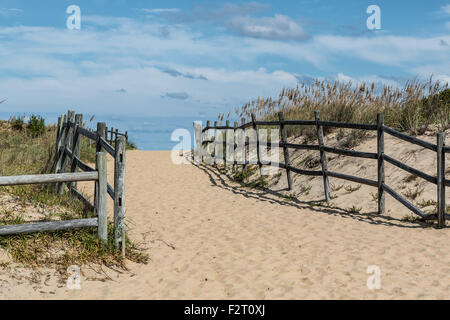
[0,149,449,299]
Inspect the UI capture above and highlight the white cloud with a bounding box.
[332,73,407,87]
[226,14,308,40]
[441,4,450,15]
[141,8,180,14]
[162,92,190,100]
[158,2,270,23]
[315,34,450,67]
[335,73,354,82]
[0,58,298,116]
[0,8,22,16]
[434,74,450,85]
[204,2,270,19]
[0,14,448,116]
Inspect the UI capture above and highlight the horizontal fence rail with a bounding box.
[382,125,437,151]
[195,111,448,228]
[77,126,98,141]
[326,171,378,187]
[0,218,98,236]
[383,154,437,184]
[0,172,98,186]
[321,146,377,159]
[284,143,319,151]
[0,154,107,241]
[100,137,116,157]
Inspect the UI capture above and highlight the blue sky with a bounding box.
[0,0,449,119]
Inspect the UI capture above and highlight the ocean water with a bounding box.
[0,112,202,151]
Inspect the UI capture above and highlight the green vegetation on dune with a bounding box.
[219,78,449,143]
[0,116,147,278]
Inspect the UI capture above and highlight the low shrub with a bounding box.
[28,114,46,137]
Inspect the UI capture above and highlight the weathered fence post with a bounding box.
[223,121,228,170]
[241,118,248,175]
[203,121,214,165]
[214,121,222,167]
[73,114,83,159]
[202,121,209,164]
[94,122,107,210]
[96,152,108,244]
[53,114,66,175]
[115,129,119,145]
[56,116,62,142]
[110,127,114,144]
[193,121,203,164]
[96,122,106,152]
[251,113,263,176]
[279,112,293,190]
[225,120,234,171]
[377,113,385,215]
[69,114,83,191]
[114,136,126,254]
[55,116,63,153]
[213,121,218,166]
[58,110,75,194]
[232,121,238,173]
[437,132,446,228]
[315,111,331,202]
[88,128,92,147]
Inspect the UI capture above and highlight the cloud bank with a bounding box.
[0,7,448,117]
[226,14,308,40]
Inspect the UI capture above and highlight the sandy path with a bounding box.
[2,150,450,299]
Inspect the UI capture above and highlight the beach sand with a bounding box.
[0,149,449,299]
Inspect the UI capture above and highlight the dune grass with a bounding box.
[0,118,148,278]
[217,78,449,144]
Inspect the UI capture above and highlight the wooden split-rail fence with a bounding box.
[83,126,128,147]
[0,110,127,254]
[106,126,128,145]
[194,111,449,228]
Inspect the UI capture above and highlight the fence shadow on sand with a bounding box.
[190,158,433,230]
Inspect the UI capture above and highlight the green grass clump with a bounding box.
[79,138,97,164]
[282,193,297,201]
[247,176,269,190]
[126,140,138,150]
[232,165,258,183]
[401,215,422,223]
[344,185,362,193]
[402,186,424,201]
[299,185,312,196]
[346,205,362,214]
[28,115,46,137]
[416,199,437,209]
[9,115,25,131]
[0,119,57,176]
[0,221,148,280]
